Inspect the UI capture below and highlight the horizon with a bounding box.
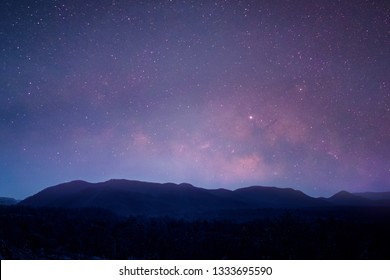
[1,0,389,200]
[3,177,390,201]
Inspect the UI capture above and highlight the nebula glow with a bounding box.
[1,0,389,199]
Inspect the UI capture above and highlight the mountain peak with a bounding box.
[178,183,195,188]
[329,190,373,206]
[331,190,353,198]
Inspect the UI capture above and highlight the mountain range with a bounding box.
[0,197,18,206]
[18,179,390,218]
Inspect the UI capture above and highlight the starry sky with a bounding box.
[1,0,389,199]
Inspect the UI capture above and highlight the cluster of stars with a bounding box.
[0,0,389,199]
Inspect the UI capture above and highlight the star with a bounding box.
[0,0,388,199]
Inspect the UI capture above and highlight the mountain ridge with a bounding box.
[19,179,390,218]
[0,197,19,206]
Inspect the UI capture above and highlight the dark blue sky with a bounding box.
[1,0,389,199]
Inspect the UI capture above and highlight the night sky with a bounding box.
[1,0,389,199]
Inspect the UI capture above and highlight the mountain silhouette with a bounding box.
[353,191,390,201]
[19,179,390,218]
[0,197,18,206]
[327,191,374,206]
[232,186,323,208]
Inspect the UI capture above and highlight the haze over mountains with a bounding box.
[19,179,390,218]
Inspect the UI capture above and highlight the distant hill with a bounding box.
[232,186,323,208]
[327,191,374,206]
[0,197,18,206]
[19,179,390,218]
[353,191,390,201]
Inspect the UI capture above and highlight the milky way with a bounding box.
[1,0,389,198]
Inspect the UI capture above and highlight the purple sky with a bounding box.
[1,0,389,199]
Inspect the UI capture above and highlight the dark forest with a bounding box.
[1,205,389,260]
